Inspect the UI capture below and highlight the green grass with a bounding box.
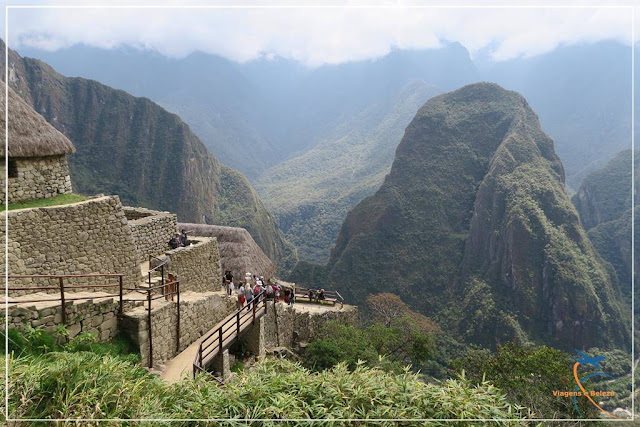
[5,193,88,211]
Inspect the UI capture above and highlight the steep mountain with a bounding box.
[19,43,478,179]
[256,81,440,262]
[482,41,632,190]
[323,83,629,351]
[16,45,279,180]
[572,150,638,301]
[2,41,297,272]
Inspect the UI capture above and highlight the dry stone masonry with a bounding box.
[263,302,358,349]
[1,196,141,291]
[4,297,121,342]
[122,292,236,367]
[152,237,222,293]
[124,207,178,263]
[0,155,73,203]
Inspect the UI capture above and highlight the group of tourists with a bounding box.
[222,270,296,310]
[168,229,190,249]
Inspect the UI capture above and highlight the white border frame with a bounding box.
[3,3,636,423]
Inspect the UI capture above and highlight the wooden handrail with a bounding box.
[8,273,124,279]
[193,291,267,376]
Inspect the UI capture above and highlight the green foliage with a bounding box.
[303,322,378,371]
[1,327,140,364]
[5,193,87,211]
[303,319,434,373]
[452,342,598,419]
[314,83,629,352]
[5,353,530,423]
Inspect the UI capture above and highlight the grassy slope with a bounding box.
[257,81,439,263]
[5,193,87,211]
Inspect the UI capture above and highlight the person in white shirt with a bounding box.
[237,284,245,309]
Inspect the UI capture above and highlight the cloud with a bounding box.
[4,0,636,66]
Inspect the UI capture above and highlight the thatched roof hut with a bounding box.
[0,85,75,158]
[180,223,276,280]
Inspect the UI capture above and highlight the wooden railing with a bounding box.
[293,286,344,307]
[193,291,267,377]
[3,273,181,369]
[3,274,125,324]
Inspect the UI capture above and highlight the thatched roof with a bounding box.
[0,85,76,158]
[180,223,276,280]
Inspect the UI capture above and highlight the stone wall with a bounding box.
[1,196,141,293]
[262,302,358,349]
[153,237,222,293]
[122,292,236,367]
[1,155,73,203]
[125,207,177,263]
[3,297,121,342]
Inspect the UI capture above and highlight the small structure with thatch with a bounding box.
[179,223,276,281]
[1,86,76,203]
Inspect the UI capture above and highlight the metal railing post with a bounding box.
[236,311,240,340]
[118,275,123,317]
[147,287,153,368]
[58,277,66,324]
[253,299,256,324]
[161,265,165,295]
[176,281,180,353]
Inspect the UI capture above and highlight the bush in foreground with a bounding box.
[5,352,530,424]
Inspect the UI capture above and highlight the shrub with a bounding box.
[452,342,598,419]
[5,353,530,423]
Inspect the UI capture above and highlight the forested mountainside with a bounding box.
[572,150,638,304]
[20,41,632,265]
[256,81,440,262]
[484,41,632,190]
[19,42,478,180]
[319,83,629,351]
[1,40,297,272]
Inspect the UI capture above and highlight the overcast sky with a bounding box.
[4,0,639,66]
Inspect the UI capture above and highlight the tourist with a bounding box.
[228,280,235,297]
[246,286,253,311]
[274,282,281,303]
[283,287,291,305]
[266,281,274,300]
[290,286,296,305]
[306,288,316,301]
[180,229,188,246]
[317,289,326,301]
[168,233,182,249]
[237,283,246,309]
[245,274,253,310]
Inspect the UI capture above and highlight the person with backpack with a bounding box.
[265,280,274,300]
